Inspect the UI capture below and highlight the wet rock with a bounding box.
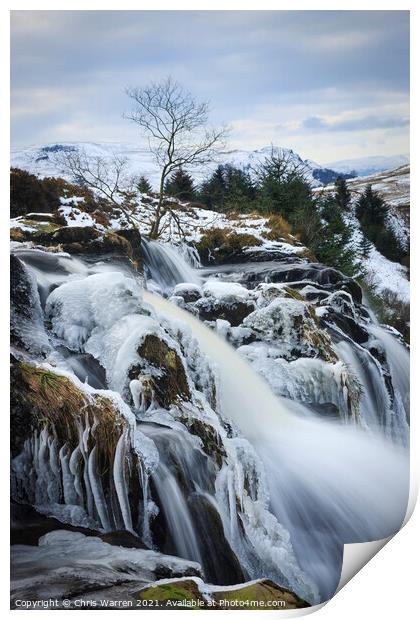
[196,229,263,265]
[136,579,207,607]
[195,297,255,326]
[10,255,49,355]
[136,578,309,609]
[11,502,148,549]
[323,310,369,344]
[172,283,202,303]
[116,227,143,263]
[136,334,191,407]
[187,493,245,585]
[211,579,310,609]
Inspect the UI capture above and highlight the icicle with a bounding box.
[69,446,84,506]
[138,460,152,547]
[113,431,134,533]
[47,435,62,503]
[59,444,78,505]
[88,446,111,531]
[77,418,94,518]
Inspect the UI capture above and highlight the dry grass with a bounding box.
[18,363,127,474]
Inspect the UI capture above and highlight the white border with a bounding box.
[2,3,417,618]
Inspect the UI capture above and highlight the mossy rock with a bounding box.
[43,225,101,245]
[10,219,62,242]
[178,416,226,466]
[135,578,310,609]
[196,228,263,265]
[136,334,191,407]
[87,231,133,257]
[10,359,126,466]
[212,579,310,609]
[135,579,208,608]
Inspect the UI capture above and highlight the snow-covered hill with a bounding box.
[11,141,340,189]
[315,165,410,305]
[325,154,409,177]
[316,164,410,248]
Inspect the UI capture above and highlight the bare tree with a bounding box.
[125,76,228,238]
[57,150,138,227]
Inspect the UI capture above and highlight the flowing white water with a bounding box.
[142,239,201,290]
[12,245,410,602]
[143,290,409,599]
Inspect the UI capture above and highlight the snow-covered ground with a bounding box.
[316,164,410,251]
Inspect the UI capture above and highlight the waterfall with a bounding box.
[141,239,201,290]
[12,244,410,603]
[143,290,409,600]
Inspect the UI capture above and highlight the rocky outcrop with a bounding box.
[10,359,150,536]
[11,222,142,269]
[132,334,191,408]
[136,578,310,609]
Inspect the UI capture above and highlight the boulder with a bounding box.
[136,578,309,609]
[134,334,191,407]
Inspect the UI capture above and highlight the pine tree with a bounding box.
[355,185,389,226]
[312,195,358,276]
[355,186,405,263]
[334,177,351,210]
[199,165,227,210]
[164,169,196,202]
[137,175,152,194]
[358,234,373,258]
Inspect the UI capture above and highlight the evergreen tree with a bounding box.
[199,164,255,212]
[137,175,152,194]
[355,185,405,263]
[358,234,374,258]
[164,168,196,202]
[334,177,352,210]
[256,151,313,220]
[355,185,389,226]
[312,195,359,276]
[199,165,227,210]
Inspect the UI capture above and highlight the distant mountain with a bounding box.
[324,154,409,177]
[11,142,347,188]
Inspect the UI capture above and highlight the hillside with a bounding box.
[325,154,409,177]
[11,141,344,189]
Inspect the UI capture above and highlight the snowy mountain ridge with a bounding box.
[325,154,409,177]
[11,141,344,189]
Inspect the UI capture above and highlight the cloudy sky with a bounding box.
[11,10,409,164]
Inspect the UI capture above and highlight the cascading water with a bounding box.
[11,243,409,604]
[141,238,201,290]
[143,292,409,593]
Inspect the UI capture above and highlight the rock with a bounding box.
[243,298,337,362]
[195,297,255,326]
[136,578,310,609]
[43,225,101,245]
[196,229,263,265]
[211,579,310,609]
[116,227,143,263]
[10,359,143,528]
[136,579,207,608]
[11,502,148,549]
[322,310,369,344]
[12,224,142,268]
[187,494,245,586]
[10,255,50,355]
[11,531,202,608]
[173,282,202,303]
[135,334,191,407]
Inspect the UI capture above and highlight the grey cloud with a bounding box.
[302,115,410,132]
